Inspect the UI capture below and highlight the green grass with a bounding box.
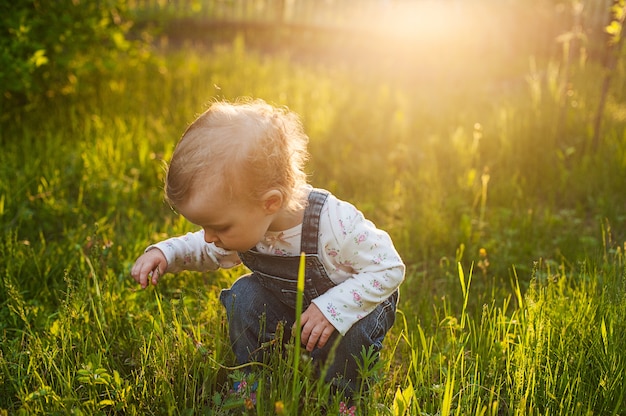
[1,35,626,415]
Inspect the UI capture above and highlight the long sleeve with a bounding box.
[311,197,405,335]
[149,230,242,273]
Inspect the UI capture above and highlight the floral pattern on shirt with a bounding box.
[370,279,385,293]
[353,232,368,245]
[326,303,344,323]
[351,290,363,307]
[371,252,387,265]
[325,244,357,275]
[271,247,291,256]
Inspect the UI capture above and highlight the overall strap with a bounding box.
[300,188,330,255]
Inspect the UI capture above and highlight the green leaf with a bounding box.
[605,21,621,36]
[601,317,608,354]
[393,381,413,416]
[393,386,406,416]
[29,49,49,68]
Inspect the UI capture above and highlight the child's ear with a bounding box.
[261,190,283,213]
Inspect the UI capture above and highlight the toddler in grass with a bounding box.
[131,98,405,396]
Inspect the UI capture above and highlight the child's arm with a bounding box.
[311,198,405,336]
[150,231,241,273]
[131,231,241,288]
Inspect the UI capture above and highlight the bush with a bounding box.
[0,0,133,115]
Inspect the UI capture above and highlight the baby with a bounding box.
[131,98,405,396]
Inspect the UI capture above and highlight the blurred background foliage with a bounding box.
[2,0,622,112]
[0,0,136,113]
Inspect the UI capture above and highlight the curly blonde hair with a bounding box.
[165,98,309,212]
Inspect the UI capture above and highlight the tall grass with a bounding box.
[1,36,625,414]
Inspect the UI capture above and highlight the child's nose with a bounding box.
[203,229,219,244]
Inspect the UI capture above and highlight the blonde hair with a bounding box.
[165,98,309,212]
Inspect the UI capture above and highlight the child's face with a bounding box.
[176,186,277,252]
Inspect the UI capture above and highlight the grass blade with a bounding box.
[291,252,306,395]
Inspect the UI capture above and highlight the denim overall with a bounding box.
[220,189,398,394]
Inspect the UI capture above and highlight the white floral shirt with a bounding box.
[149,190,405,335]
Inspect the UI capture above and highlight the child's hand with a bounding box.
[131,249,168,289]
[299,303,336,352]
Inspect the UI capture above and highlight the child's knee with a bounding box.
[220,274,263,312]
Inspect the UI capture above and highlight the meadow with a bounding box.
[2,5,626,414]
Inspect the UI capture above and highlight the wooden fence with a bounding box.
[127,0,616,57]
[127,0,613,28]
